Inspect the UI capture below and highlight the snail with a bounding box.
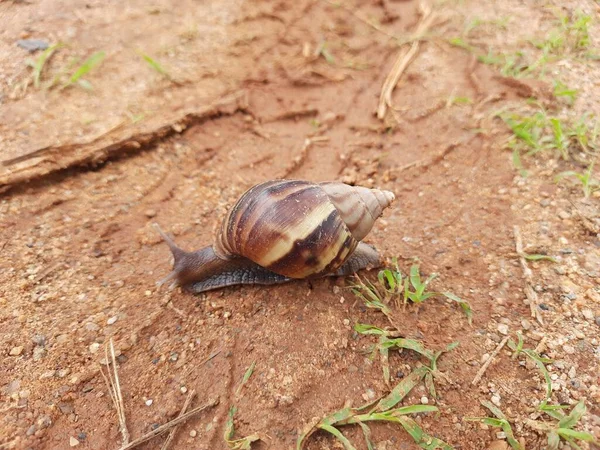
[154,179,395,293]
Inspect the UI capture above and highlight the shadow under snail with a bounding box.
[154,179,395,293]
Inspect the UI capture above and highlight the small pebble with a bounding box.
[85,322,100,332]
[582,309,594,320]
[491,395,501,406]
[89,343,100,354]
[420,396,429,404]
[32,335,46,346]
[497,324,509,335]
[17,39,49,52]
[69,436,79,447]
[107,316,118,325]
[563,344,576,355]
[9,346,23,356]
[189,430,197,437]
[144,209,157,218]
[145,399,153,406]
[342,319,350,326]
[180,386,188,394]
[496,431,506,439]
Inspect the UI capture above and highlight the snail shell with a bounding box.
[155,179,395,293]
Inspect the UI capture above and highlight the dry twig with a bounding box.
[117,398,219,450]
[514,225,544,325]
[160,390,196,450]
[472,335,510,385]
[394,141,461,174]
[279,136,329,178]
[377,1,436,120]
[100,339,130,445]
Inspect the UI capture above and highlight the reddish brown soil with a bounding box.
[1,0,599,450]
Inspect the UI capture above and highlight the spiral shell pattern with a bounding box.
[214,180,395,279]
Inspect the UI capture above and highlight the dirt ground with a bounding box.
[1,0,600,449]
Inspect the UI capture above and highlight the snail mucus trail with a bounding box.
[154,179,395,293]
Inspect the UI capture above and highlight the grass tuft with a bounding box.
[555,162,599,198]
[297,364,452,450]
[351,260,472,324]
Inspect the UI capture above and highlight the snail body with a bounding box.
[156,179,395,293]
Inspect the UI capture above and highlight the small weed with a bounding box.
[351,261,472,324]
[553,80,578,104]
[297,365,452,449]
[448,95,472,106]
[314,41,335,64]
[533,10,593,56]
[26,43,63,88]
[62,51,106,90]
[568,115,599,153]
[555,162,600,198]
[508,336,553,407]
[224,362,261,449]
[477,49,531,77]
[224,407,261,449]
[235,361,255,396]
[355,323,458,390]
[465,400,522,449]
[502,110,599,168]
[526,402,597,450]
[447,37,476,52]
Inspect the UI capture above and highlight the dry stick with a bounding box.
[323,0,400,41]
[279,136,329,178]
[377,1,436,120]
[514,225,544,325]
[471,335,510,385]
[160,390,196,450]
[117,398,219,450]
[100,339,130,445]
[395,141,461,174]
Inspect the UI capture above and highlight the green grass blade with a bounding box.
[548,430,560,450]
[522,349,552,404]
[357,422,374,450]
[441,292,473,325]
[65,51,105,87]
[556,428,595,441]
[523,253,557,262]
[382,337,436,361]
[558,401,586,429]
[375,366,428,412]
[396,416,454,449]
[31,43,62,88]
[224,406,237,441]
[139,51,169,76]
[354,323,386,335]
[235,361,256,396]
[410,265,421,291]
[318,424,357,450]
[511,332,524,359]
[349,406,439,424]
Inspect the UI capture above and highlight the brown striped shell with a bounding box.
[213,180,395,279]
